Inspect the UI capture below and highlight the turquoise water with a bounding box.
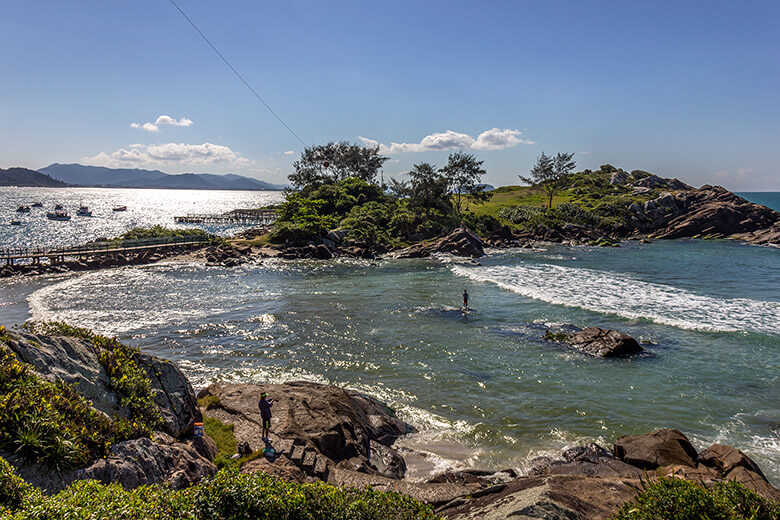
[1,188,778,483]
[739,192,780,212]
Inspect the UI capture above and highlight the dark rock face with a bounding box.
[613,428,698,469]
[566,327,643,357]
[198,382,415,481]
[7,436,216,493]
[396,227,484,258]
[205,244,250,266]
[138,354,202,438]
[628,185,780,242]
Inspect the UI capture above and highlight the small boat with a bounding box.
[112,205,127,212]
[31,202,43,207]
[76,205,92,217]
[16,205,31,213]
[10,220,21,225]
[54,203,64,210]
[46,209,71,221]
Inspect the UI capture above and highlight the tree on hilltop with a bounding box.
[289,141,388,190]
[439,151,487,219]
[407,162,450,212]
[520,152,576,208]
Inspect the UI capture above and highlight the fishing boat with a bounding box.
[31,202,43,207]
[15,205,31,213]
[46,209,71,221]
[76,205,92,217]
[10,220,21,225]
[112,205,127,212]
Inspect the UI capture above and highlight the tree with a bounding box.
[439,151,487,218]
[520,152,576,208]
[289,141,389,190]
[407,162,450,212]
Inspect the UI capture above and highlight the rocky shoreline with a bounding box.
[2,328,777,519]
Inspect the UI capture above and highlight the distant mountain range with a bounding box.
[0,167,68,187]
[38,163,284,191]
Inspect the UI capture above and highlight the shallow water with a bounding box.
[0,188,778,484]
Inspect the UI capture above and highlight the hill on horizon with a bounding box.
[0,167,68,187]
[39,163,284,191]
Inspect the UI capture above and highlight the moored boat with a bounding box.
[112,205,127,212]
[31,202,43,207]
[54,203,64,210]
[10,220,21,225]
[16,205,31,213]
[46,209,71,221]
[76,205,92,217]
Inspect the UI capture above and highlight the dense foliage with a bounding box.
[289,141,389,189]
[612,478,779,520]
[113,225,214,242]
[0,462,440,520]
[0,323,161,470]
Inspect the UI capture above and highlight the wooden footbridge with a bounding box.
[174,208,277,225]
[1,235,211,266]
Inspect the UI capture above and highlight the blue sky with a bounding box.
[1,0,779,190]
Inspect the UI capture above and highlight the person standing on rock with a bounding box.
[258,392,273,441]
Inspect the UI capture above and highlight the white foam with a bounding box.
[452,263,780,334]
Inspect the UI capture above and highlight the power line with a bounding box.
[167,0,307,147]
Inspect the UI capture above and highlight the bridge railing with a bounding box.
[0,235,212,259]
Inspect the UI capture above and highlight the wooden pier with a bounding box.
[1,235,211,266]
[174,208,277,225]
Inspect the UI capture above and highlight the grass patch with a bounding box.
[198,395,221,411]
[202,415,237,469]
[0,323,161,471]
[544,330,571,342]
[0,461,440,519]
[612,477,779,520]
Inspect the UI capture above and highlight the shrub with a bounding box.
[114,226,213,242]
[0,456,34,513]
[612,478,779,520]
[202,415,237,469]
[6,468,440,519]
[0,323,161,470]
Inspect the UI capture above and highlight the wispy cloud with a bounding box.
[130,115,194,133]
[283,150,295,155]
[358,128,534,154]
[83,142,251,168]
[715,168,752,181]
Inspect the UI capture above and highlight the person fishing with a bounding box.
[258,391,274,441]
[463,289,469,309]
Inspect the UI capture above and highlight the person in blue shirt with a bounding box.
[258,392,274,441]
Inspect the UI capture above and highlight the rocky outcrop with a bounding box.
[198,382,415,481]
[5,434,216,493]
[439,430,779,519]
[396,227,484,258]
[626,185,780,242]
[3,330,216,493]
[6,332,201,438]
[204,244,252,267]
[566,327,644,357]
[613,428,698,469]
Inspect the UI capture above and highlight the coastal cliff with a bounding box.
[1,324,778,519]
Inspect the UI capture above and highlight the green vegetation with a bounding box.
[612,478,779,520]
[520,152,576,208]
[544,330,571,342]
[112,225,215,242]
[201,414,238,469]
[0,323,161,471]
[274,143,498,246]
[0,457,35,514]
[0,461,439,520]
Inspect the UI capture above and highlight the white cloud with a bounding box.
[359,128,533,154]
[283,150,295,155]
[83,142,251,168]
[131,115,193,133]
[579,150,591,155]
[715,168,752,181]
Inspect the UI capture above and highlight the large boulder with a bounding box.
[396,227,484,258]
[6,331,202,439]
[697,444,779,500]
[5,435,216,493]
[613,429,698,469]
[566,327,643,357]
[198,382,415,479]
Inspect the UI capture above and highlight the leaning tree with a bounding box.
[520,152,576,208]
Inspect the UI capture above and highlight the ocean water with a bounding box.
[0,188,778,484]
